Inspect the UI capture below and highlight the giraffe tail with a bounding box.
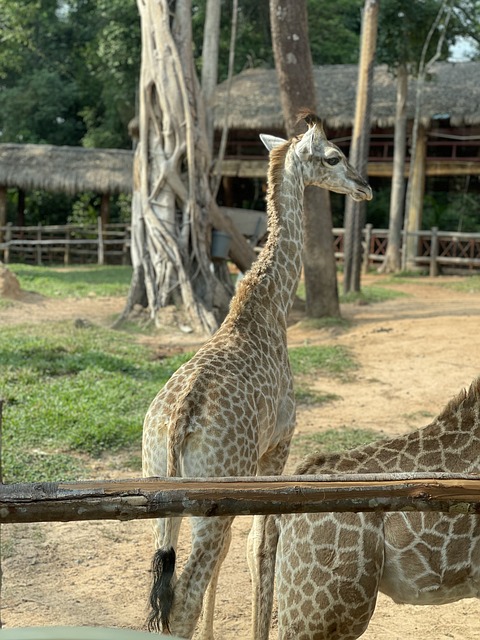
[147,546,176,633]
[146,411,187,633]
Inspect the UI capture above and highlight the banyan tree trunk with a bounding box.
[120,0,234,335]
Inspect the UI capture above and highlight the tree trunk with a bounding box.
[303,187,340,316]
[120,0,254,335]
[0,187,7,244]
[379,63,407,274]
[343,0,378,294]
[201,0,221,151]
[269,0,340,318]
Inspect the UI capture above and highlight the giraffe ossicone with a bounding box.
[253,377,480,640]
[141,111,372,640]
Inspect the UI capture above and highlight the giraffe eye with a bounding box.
[325,156,340,166]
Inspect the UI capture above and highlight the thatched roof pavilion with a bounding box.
[0,144,134,195]
[213,61,480,131]
[0,61,478,203]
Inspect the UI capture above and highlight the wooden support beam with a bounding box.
[1,473,480,524]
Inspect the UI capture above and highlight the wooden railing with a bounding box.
[3,221,480,275]
[0,220,131,266]
[334,225,480,276]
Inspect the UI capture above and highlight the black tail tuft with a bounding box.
[146,547,176,633]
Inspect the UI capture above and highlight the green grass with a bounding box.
[340,285,407,304]
[289,344,357,406]
[296,281,407,305]
[0,322,192,482]
[0,265,363,482]
[294,388,340,406]
[439,275,480,294]
[289,345,358,380]
[7,264,132,298]
[291,427,381,457]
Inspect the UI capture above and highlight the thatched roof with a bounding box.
[0,144,134,194]
[213,62,480,131]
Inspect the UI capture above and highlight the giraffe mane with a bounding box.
[228,141,290,321]
[437,376,480,421]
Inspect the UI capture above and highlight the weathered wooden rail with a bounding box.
[2,473,480,524]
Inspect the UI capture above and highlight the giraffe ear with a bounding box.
[259,133,286,152]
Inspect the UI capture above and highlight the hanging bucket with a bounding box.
[211,229,232,261]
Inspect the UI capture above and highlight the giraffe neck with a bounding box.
[228,144,305,324]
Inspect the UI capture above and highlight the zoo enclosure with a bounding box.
[2,221,480,275]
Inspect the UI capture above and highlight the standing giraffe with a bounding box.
[142,111,372,640]
[253,378,480,640]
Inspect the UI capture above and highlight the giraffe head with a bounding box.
[260,111,373,202]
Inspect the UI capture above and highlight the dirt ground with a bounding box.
[2,273,480,639]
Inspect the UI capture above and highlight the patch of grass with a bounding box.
[0,322,193,482]
[0,297,14,309]
[289,345,358,380]
[294,387,340,406]
[295,316,351,331]
[291,427,381,457]
[7,264,132,298]
[439,275,480,294]
[297,282,408,306]
[340,285,407,305]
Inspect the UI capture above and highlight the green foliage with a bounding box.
[7,264,132,298]
[377,0,480,72]
[292,427,381,457]
[307,0,363,64]
[422,191,480,232]
[0,0,139,148]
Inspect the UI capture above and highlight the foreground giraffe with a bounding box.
[142,111,372,639]
[253,378,480,640]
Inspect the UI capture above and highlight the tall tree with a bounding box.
[343,0,379,294]
[269,0,340,318]
[119,0,255,335]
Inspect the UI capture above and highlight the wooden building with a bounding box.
[0,62,478,234]
[212,61,480,181]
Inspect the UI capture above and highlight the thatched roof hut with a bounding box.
[0,62,478,200]
[0,144,134,195]
[213,61,480,131]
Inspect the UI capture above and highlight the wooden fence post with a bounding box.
[4,224,12,264]
[362,223,372,274]
[430,226,439,278]
[97,217,104,265]
[36,224,42,265]
[64,227,71,265]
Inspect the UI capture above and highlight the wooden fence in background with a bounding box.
[0,220,131,266]
[2,220,480,275]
